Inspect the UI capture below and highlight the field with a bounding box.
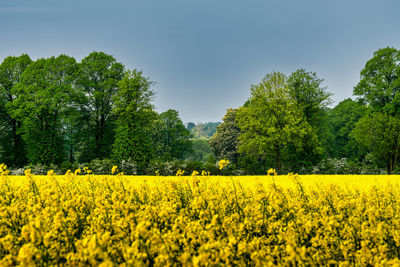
[2,170,400,265]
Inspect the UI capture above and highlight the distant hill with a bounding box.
[186,122,221,139]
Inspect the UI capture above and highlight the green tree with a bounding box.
[77,51,124,162]
[187,139,214,162]
[352,112,400,174]
[112,69,155,173]
[354,47,400,114]
[236,72,311,172]
[327,98,367,160]
[286,69,332,171]
[191,122,220,139]
[0,54,31,167]
[287,69,332,125]
[209,108,241,165]
[353,47,400,173]
[153,109,192,160]
[10,55,78,165]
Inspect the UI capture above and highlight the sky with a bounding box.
[1,0,400,123]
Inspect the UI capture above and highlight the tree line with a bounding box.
[0,52,192,173]
[1,47,400,174]
[210,47,400,174]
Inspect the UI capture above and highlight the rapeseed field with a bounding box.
[1,164,400,265]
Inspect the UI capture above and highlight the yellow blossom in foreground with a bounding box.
[176,169,184,176]
[111,166,118,174]
[1,168,400,266]
[267,168,277,176]
[24,169,31,176]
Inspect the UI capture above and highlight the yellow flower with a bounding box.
[47,170,55,176]
[191,170,199,176]
[176,169,185,176]
[267,168,277,176]
[111,165,118,174]
[74,168,81,175]
[218,159,230,170]
[24,169,32,176]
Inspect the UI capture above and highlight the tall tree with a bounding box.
[236,72,311,172]
[77,51,124,162]
[153,109,192,161]
[354,47,400,114]
[112,69,155,173]
[286,69,332,170]
[353,47,400,173]
[10,55,78,165]
[209,108,241,165]
[0,54,31,167]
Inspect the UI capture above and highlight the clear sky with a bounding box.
[1,0,400,123]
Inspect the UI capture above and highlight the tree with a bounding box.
[186,122,195,131]
[153,109,192,160]
[326,98,367,160]
[236,72,311,172]
[209,108,241,165]
[112,69,155,173]
[286,69,332,170]
[352,112,400,174]
[191,122,220,139]
[76,51,124,162]
[288,69,332,124]
[10,55,78,165]
[354,47,400,114]
[0,54,31,167]
[353,47,400,173]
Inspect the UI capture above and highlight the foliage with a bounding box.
[352,47,400,173]
[287,68,332,126]
[285,69,332,171]
[152,109,192,161]
[352,112,400,174]
[326,98,367,159]
[185,139,215,162]
[311,157,379,175]
[190,122,220,139]
[209,108,241,165]
[10,55,78,165]
[236,72,311,172]
[112,69,155,173]
[76,51,125,162]
[354,47,400,114]
[0,54,31,167]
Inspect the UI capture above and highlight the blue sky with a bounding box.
[1,0,400,122]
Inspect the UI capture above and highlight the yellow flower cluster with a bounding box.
[267,168,277,176]
[176,169,185,176]
[1,171,400,265]
[218,159,230,170]
[111,166,118,175]
[0,163,10,176]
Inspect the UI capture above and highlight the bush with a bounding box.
[119,158,137,175]
[311,157,380,175]
[79,158,116,175]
